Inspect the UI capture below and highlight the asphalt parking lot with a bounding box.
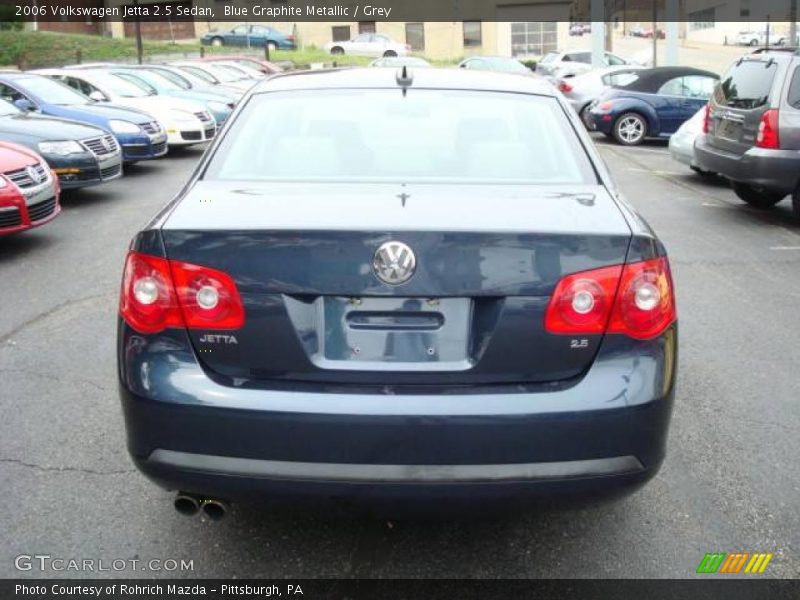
[1,138,798,579]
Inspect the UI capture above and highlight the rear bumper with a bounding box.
[668,133,695,168]
[694,136,800,194]
[118,325,677,504]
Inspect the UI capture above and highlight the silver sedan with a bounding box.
[669,106,714,176]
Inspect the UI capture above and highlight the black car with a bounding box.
[694,51,800,216]
[0,100,122,189]
[117,68,677,518]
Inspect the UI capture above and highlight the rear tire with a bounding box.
[266,41,278,53]
[383,50,398,58]
[792,184,800,219]
[330,46,344,55]
[579,104,594,130]
[731,182,785,209]
[613,112,647,145]
[211,37,223,47]
[749,39,759,46]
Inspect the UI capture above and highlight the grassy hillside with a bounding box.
[0,30,378,69]
[0,30,201,68]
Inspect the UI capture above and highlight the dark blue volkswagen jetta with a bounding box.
[118,68,677,518]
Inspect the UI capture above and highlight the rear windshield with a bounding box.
[715,60,778,109]
[204,89,597,185]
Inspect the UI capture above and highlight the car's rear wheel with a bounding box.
[731,182,786,209]
[792,183,800,219]
[211,37,223,47]
[613,113,647,145]
[266,41,278,53]
[330,46,344,55]
[749,39,759,46]
[383,50,398,58]
[579,105,594,130]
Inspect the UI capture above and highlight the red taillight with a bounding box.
[545,257,676,340]
[558,81,573,93]
[755,109,780,149]
[120,251,245,334]
[544,265,623,334]
[119,253,182,334]
[170,260,245,330]
[702,103,711,134]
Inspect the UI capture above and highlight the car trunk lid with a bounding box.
[160,181,632,385]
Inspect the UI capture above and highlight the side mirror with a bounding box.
[13,98,35,111]
[88,91,107,102]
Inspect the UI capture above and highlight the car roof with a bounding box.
[250,67,556,96]
[615,66,718,92]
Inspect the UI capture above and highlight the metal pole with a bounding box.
[665,0,679,66]
[651,0,658,67]
[133,0,143,65]
[591,0,605,68]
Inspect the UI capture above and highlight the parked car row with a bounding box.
[1,57,275,237]
[562,45,800,217]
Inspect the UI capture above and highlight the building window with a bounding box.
[405,22,425,51]
[332,26,351,42]
[359,21,376,34]
[688,8,715,30]
[510,22,557,57]
[463,21,482,47]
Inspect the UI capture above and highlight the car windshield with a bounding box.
[0,99,20,116]
[146,68,192,90]
[541,53,559,64]
[204,89,596,184]
[214,64,251,81]
[715,60,778,109]
[17,76,90,105]
[485,58,530,73]
[92,72,153,97]
[120,70,183,92]
[177,65,218,84]
[193,64,240,83]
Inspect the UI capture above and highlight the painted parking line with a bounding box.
[770,246,800,251]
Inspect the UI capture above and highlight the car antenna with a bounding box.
[396,66,413,96]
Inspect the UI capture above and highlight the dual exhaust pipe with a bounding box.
[174,493,228,521]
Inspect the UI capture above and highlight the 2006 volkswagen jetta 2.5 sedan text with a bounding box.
[117,68,677,517]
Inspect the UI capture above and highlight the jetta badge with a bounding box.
[373,241,416,285]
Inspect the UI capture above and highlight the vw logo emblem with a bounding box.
[26,165,43,184]
[102,138,114,152]
[373,241,416,285]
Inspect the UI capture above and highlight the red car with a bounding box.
[201,55,283,75]
[0,142,60,236]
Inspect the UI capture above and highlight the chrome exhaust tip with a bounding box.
[174,493,201,516]
[201,498,229,521]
